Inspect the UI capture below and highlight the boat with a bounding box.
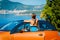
[0,20,60,40]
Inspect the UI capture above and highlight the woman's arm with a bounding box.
[24,20,30,22]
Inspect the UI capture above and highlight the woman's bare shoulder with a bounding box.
[36,18,38,21]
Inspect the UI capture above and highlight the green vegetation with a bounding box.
[41,0,60,31]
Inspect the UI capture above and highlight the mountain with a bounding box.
[0,0,45,10]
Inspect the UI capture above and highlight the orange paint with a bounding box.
[44,31,60,40]
[11,31,45,40]
[0,31,11,40]
[0,31,60,40]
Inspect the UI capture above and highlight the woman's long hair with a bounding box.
[32,13,36,19]
[32,13,36,25]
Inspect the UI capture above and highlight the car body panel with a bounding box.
[0,31,60,40]
[0,31,11,40]
[11,31,45,40]
[11,31,60,40]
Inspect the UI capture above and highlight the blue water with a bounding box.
[0,13,41,26]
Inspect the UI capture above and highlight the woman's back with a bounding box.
[30,19,38,26]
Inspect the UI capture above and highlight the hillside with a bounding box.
[0,0,44,10]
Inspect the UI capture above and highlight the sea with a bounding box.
[0,11,44,27]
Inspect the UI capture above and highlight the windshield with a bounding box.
[0,20,56,34]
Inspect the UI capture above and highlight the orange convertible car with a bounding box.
[0,20,60,40]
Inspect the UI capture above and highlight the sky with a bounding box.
[10,0,46,5]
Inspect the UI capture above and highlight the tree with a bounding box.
[41,0,60,31]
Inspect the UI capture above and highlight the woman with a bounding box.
[24,13,38,27]
[23,13,39,32]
